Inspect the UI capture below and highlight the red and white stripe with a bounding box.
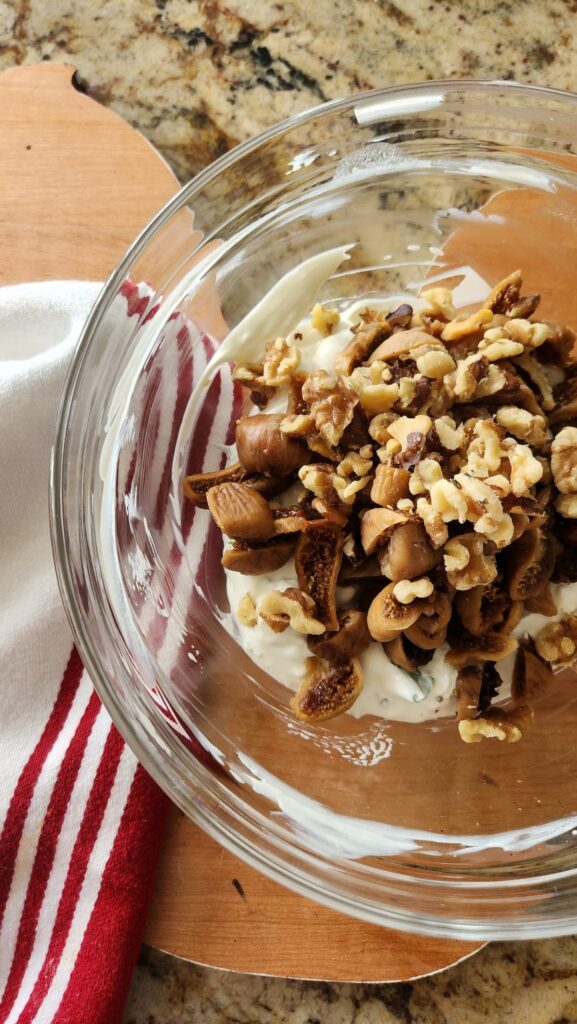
[0,282,225,1023]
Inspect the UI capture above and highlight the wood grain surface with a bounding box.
[0,61,484,981]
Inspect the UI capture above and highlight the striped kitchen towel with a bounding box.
[0,281,170,1024]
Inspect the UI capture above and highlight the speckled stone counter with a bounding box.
[3,1,577,1021]
[2,0,577,181]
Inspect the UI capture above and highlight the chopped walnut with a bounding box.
[441,308,493,342]
[420,287,456,320]
[368,412,396,445]
[311,303,340,336]
[280,412,315,437]
[502,439,544,497]
[495,406,550,447]
[551,426,577,494]
[448,354,489,401]
[514,352,555,411]
[535,615,577,667]
[485,269,522,313]
[409,458,444,496]
[503,318,549,349]
[415,346,456,380]
[415,497,449,548]
[237,592,257,627]
[445,534,497,591]
[302,370,359,447]
[349,365,400,414]
[434,415,465,451]
[458,705,533,744]
[262,337,301,385]
[393,576,434,604]
[387,414,432,450]
[478,335,525,362]
[258,588,326,636]
[443,537,471,574]
[556,494,577,519]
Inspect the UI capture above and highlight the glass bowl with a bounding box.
[51,81,577,940]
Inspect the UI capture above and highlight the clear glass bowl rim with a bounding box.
[50,79,577,941]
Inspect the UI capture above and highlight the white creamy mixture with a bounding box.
[211,251,577,725]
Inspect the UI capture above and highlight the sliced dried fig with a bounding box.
[370,464,411,507]
[445,631,518,669]
[338,554,383,583]
[384,632,433,671]
[404,593,452,649]
[504,524,556,601]
[524,583,557,617]
[367,582,424,642]
[360,508,407,556]
[290,656,363,722]
[236,413,308,476]
[512,636,554,704]
[308,609,371,663]
[368,328,439,364]
[221,537,294,575]
[455,664,483,721]
[335,320,391,375]
[295,521,344,631]
[183,461,282,509]
[455,576,520,637]
[456,662,501,721]
[206,483,274,541]
[379,520,441,582]
[271,505,312,535]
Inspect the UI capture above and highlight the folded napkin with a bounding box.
[0,282,169,1024]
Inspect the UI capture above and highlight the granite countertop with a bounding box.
[3,0,577,1021]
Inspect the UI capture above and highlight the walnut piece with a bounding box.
[445,533,497,591]
[311,303,340,336]
[495,406,550,447]
[551,426,577,494]
[393,577,434,604]
[302,370,359,447]
[237,592,257,627]
[535,615,577,668]
[258,588,326,635]
[458,706,533,744]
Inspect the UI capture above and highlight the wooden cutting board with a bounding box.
[0,61,484,980]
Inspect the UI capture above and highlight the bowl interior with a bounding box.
[55,82,577,936]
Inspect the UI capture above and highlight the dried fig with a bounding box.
[455,576,522,637]
[383,633,433,671]
[290,657,363,721]
[445,631,518,669]
[370,465,411,508]
[404,592,452,649]
[236,414,308,476]
[308,609,371,663]
[379,520,440,582]
[222,537,294,575]
[369,328,438,364]
[504,524,556,601]
[207,483,274,540]
[295,521,344,631]
[183,461,283,509]
[360,508,407,556]
[512,636,553,703]
[367,582,424,642]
